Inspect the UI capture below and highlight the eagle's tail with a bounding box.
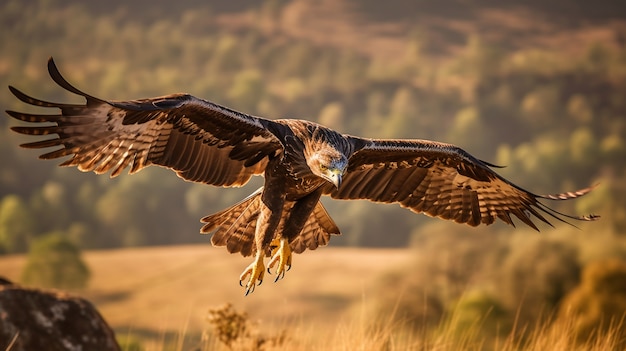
[201,187,340,257]
[290,198,341,254]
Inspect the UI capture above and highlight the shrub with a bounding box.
[21,232,90,290]
[558,259,626,348]
[445,290,512,341]
[206,303,286,351]
[497,236,580,328]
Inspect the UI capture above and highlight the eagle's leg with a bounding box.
[268,237,292,282]
[266,189,323,281]
[239,251,266,296]
[239,182,284,295]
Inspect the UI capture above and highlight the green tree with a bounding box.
[446,290,512,342]
[317,102,345,130]
[558,259,626,348]
[383,86,418,138]
[446,106,491,156]
[29,181,70,233]
[228,69,265,113]
[498,237,581,328]
[371,268,445,331]
[0,194,35,253]
[21,232,90,290]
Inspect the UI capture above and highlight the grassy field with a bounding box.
[0,245,413,349]
[2,244,624,350]
[3,244,622,351]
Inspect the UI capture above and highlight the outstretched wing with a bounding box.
[326,138,598,230]
[6,58,283,187]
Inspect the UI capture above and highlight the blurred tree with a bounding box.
[498,236,581,328]
[116,335,144,351]
[462,35,504,80]
[446,35,504,103]
[274,42,316,79]
[334,50,368,93]
[258,0,285,34]
[317,101,345,130]
[446,290,512,342]
[29,181,70,233]
[558,259,626,348]
[208,34,243,75]
[0,194,35,253]
[94,170,196,247]
[65,222,90,249]
[383,86,418,138]
[600,133,625,164]
[576,179,626,235]
[228,69,265,113]
[566,94,594,124]
[585,42,611,74]
[362,90,388,137]
[21,231,90,290]
[520,85,561,131]
[410,222,505,304]
[371,268,445,331]
[446,106,492,156]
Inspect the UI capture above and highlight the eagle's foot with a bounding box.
[267,237,292,282]
[239,252,265,296]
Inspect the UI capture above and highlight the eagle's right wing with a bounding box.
[326,137,598,230]
[6,58,283,187]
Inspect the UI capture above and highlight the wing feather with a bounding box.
[328,138,598,230]
[6,58,283,187]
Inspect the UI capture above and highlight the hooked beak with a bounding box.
[328,168,343,189]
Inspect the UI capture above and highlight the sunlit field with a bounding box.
[1,244,624,350]
[0,245,413,349]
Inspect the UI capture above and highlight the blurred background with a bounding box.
[1,0,625,349]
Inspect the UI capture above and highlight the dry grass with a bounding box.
[1,245,623,350]
[0,245,411,349]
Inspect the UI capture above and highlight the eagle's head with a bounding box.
[307,148,348,189]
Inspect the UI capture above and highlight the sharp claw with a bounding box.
[239,254,265,295]
[274,270,286,282]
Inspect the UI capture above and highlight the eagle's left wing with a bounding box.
[6,58,283,187]
[325,138,598,230]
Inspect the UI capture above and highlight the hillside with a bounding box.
[2,0,622,252]
[15,0,626,62]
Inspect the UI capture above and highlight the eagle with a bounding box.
[6,58,598,295]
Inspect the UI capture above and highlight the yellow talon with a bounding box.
[269,238,281,257]
[268,237,292,282]
[239,252,265,295]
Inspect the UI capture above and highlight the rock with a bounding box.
[0,278,120,351]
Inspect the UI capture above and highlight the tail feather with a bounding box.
[201,188,263,257]
[290,201,341,254]
[201,188,340,257]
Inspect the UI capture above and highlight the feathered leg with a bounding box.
[268,189,322,282]
[239,184,284,295]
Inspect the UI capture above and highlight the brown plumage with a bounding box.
[6,58,598,295]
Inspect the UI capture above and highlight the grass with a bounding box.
[0,245,411,349]
[1,245,623,350]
